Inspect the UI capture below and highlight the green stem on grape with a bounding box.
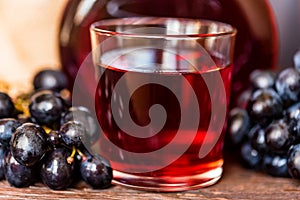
[67,146,76,164]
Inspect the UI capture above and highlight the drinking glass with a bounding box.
[87,17,236,191]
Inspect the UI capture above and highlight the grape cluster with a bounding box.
[227,49,300,178]
[0,69,112,190]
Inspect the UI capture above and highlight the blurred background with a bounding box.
[269,0,300,67]
[0,0,66,86]
[0,0,299,86]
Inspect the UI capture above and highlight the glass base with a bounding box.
[112,167,223,192]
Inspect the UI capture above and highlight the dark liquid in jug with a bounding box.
[58,0,278,105]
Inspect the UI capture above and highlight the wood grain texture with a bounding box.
[0,156,299,200]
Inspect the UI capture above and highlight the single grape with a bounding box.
[247,88,283,125]
[40,147,74,190]
[227,108,251,145]
[80,155,113,189]
[250,125,268,153]
[4,151,36,188]
[29,90,65,128]
[287,144,300,179]
[47,130,62,148]
[61,106,99,144]
[11,123,49,166]
[262,154,290,177]
[33,69,68,92]
[264,119,295,154]
[60,121,86,148]
[0,118,21,148]
[247,124,261,140]
[275,67,300,104]
[0,92,15,119]
[71,146,93,183]
[250,70,275,90]
[240,142,262,169]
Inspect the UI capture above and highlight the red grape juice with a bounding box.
[59,0,277,107]
[95,47,232,191]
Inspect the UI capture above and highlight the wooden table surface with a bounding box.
[0,155,299,200]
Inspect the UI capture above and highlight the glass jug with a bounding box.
[58,0,278,105]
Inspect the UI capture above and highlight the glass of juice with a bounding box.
[85,17,236,191]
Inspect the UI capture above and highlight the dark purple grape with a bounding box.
[264,120,295,154]
[287,144,300,179]
[47,130,62,148]
[29,90,65,128]
[61,106,99,144]
[247,88,283,125]
[285,104,300,141]
[240,142,262,169]
[250,70,275,90]
[80,155,112,189]
[33,69,68,92]
[262,154,290,177]
[227,108,251,145]
[40,147,74,190]
[289,119,300,143]
[5,151,36,187]
[0,92,14,119]
[247,124,261,139]
[250,126,268,153]
[275,68,300,104]
[0,147,7,180]
[0,118,21,148]
[72,146,93,183]
[60,121,86,148]
[285,102,300,122]
[11,123,49,166]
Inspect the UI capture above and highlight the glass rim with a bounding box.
[90,17,237,39]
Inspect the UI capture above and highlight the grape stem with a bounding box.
[67,146,76,164]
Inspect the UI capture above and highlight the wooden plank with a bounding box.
[0,157,299,200]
